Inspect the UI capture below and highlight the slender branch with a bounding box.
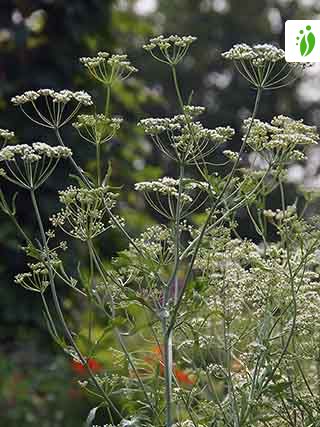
[55,128,92,188]
[87,240,158,416]
[30,189,121,417]
[168,87,263,333]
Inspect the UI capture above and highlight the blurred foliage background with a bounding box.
[1,0,320,425]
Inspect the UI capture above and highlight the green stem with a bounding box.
[88,240,94,344]
[96,142,101,186]
[87,240,158,416]
[166,163,184,301]
[163,322,173,427]
[30,189,121,416]
[171,66,185,111]
[10,214,32,244]
[105,85,111,117]
[55,128,92,188]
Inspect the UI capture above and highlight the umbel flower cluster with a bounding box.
[135,178,210,219]
[138,112,235,163]
[143,35,197,65]
[80,52,138,86]
[222,43,285,64]
[0,143,72,189]
[73,114,123,145]
[0,128,15,145]
[11,89,93,128]
[51,186,118,241]
[222,43,304,89]
[243,114,319,164]
[2,34,320,427]
[11,89,93,106]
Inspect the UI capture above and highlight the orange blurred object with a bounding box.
[144,345,195,385]
[71,358,103,375]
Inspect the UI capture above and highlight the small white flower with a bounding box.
[11,89,93,128]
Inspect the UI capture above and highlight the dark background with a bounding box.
[1,0,320,425]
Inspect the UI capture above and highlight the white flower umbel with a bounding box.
[14,262,50,293]
[223,150,240,162]
[51,186,118,241]
[11,89,93,129]
[80,52,138,86]
[143,35,197,65]
[222,43,303,89]
[73,114,123,145]
[0,143,72,189]
[243,115,319,166]
[0,128,15,146]
[135,177,210,219]
[138,111,234,164]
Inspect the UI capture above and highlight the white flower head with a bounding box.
[73,114,123,145]
[243,115,318,164]
[222,43,303,89]
[51,186,118,241]
[0,128,15,145]
[80,52,137,85]
[11,89,93,128]
[143,34,197,65]
[135,177,211,219]
[138,113,234,164]
[0,142,72,189]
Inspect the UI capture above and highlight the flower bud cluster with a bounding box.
[143,35,197,65]
[223,149,240,162]
[51,186,118,241]
[243,115,318,165]
[0,143,72,163]
[12,89,92,106]
[135,177,211,219]
[144,35,197,51]
[0,128,15,143]
[73,114,123,145]
[133,225,174,265]
[222,43,284,65]
[80,52,137,85]
[0,142,72,188]
[183,105,205,117]
[222,43,301,89]
[138,114,234,163]
[135,177,209,204]
[263,205,297,223]
[14,262,50,293]
[11,89,93,129]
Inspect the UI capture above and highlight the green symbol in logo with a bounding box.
[296,25,316,57]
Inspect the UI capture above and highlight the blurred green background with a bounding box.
[1,0,320,425]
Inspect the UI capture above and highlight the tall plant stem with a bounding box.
[96,142,102,186]
[55,128,92,188]
[87,240,158,417]
[30,189,121,416]
[105,85,111,117]
[171,66,185,110]
[163,321,173,427]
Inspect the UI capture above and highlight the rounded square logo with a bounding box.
[285,20,319,62]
